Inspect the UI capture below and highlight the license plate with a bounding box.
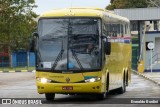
[62,86,73,90]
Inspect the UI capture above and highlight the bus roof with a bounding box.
[40,7,129,22]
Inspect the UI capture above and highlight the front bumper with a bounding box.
[36,81,103,94]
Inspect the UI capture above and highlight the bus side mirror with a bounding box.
[102,35,111,55]
[33,32,39,38]
[30,32,39,52]
[104,41,111,55]
[30,39,35,52]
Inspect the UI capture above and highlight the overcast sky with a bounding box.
[33,0,110,14]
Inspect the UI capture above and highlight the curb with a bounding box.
[132,70,160,86]
[0,70,36,73]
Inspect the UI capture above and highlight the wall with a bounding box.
[29,52,35,66]
[144,32,160,70]
[12,51,35,67]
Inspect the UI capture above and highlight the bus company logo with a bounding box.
[2,99,11,104]
[65,77,70,83]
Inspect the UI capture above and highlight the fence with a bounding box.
[148,53,160,69]
[0,51,35,71]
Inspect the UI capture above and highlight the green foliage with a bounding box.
[147,0,160,7]
[128,0,149,8]
[106,0,149,10]
[0,0,38,51]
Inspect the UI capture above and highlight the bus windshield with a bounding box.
[37,18,101,72]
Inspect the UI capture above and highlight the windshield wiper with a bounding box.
[51,49,64,70]
[71,50,83,70]
[51,40,64,70]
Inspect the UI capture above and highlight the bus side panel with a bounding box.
[106,42,131,90]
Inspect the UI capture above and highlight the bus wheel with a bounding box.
[45,93,55,101]
[106,74,109,94]
[118,74,126,94]
[96,92,106,100]
[126,72,128,86]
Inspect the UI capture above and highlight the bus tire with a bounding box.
[96,92,106,100]
[45,93,55,101]
[106,74,109,94]
[126,71,128,86]
[118,73,126,94]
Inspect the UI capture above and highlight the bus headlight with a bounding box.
[85,77,101,83]
[36,78,52,83]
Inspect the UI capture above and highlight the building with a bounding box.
[114,7,160,72]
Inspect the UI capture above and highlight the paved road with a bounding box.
[0,72,159,107]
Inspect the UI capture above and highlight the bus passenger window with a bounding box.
[102,23,107,36]
[120,24,124,37]
[125,24,127,34]
[107,24,111,37]
[113,24,117,37]
[117,24,120,37]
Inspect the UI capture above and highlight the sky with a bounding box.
[33,0,110,15]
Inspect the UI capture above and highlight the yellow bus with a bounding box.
[31,8,131,101]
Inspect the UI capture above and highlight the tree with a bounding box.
[147,0,160,7]
[128,0,149,8]
[106,0,149,10]
[0,0,38,67]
